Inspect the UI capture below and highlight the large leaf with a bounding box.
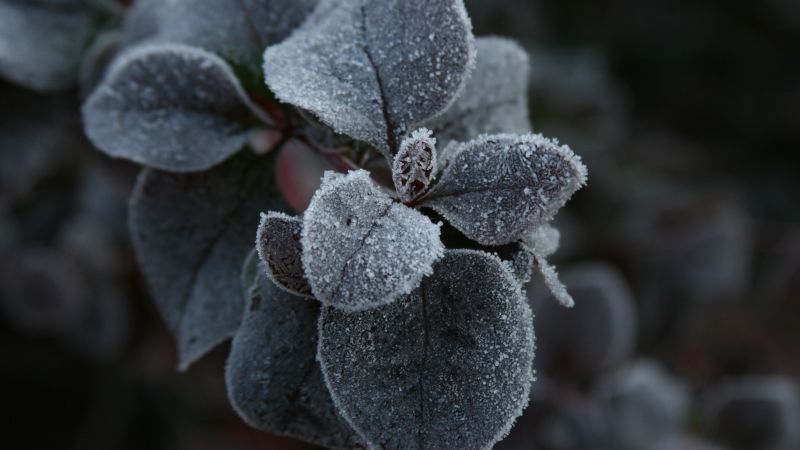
[83,43,266,172]
[264,0,475,158]
[302,170,444,311]
[319,249,535,450]
[225,269,363,449]
[256,211,313,298]
[423,133,587,246]
[0,0,92,91]
[425,37,531,149]
[129,151,285,370]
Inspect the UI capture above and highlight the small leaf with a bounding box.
[83,43,267,172]
[392,128,438,203]
[319,249,535,450]
[256,211,313,298]
[425,37,532,149]
[522,224,574,307]
[264,0,476,158]
[423,133,587,246]
[225,270,364,449]
[302,170,444,311]
[0,1,92,91]
[129,151,285,370]
[492,242,535,286]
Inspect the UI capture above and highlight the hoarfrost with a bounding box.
[83,44,267,172]
[301,170,444,311]
[256,212,313,298]
[393,128,438,203]
[263,0,475,158]
[523,224,574,307]
[319,249,535,450]
[423,133,587,246]
[129,151,285,370]
[226,269,364,449]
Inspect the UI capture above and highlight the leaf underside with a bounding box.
[319,249,535,450]
[257,212,314,297]
[129,151,285,370]
[264,0,475,158]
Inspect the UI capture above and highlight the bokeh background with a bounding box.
[1,0,799,449]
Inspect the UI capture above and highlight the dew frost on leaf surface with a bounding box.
[424,133,587,246]
[256,212,313,298]
[425,37,532,149]
[319,249,535,450]
[225,269,363,449]
[0,0,92,91]
[263,0,475,157]
[393,128,438,203]
[83,44,266,172]
[302,170,444,311]
[129,151,285,370]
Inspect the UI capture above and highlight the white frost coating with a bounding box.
[263,0,476,158]
[318,249,535,450]
[393,128,438,203]
[301,170,444,311]
[256,211,314,298]
[522,224,573,307]
[523,224,561,258]
[425,37,532,149]
[83,43,268,172]
[0,1,92,91]
[424,133,588,246]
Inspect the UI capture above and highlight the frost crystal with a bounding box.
[301,170,444,311]
[319,249,535,450]
[226,269,363,449]
[83,44,267,172]
[425,37,532,148]
[393,128,438,203]
[256,212,313,298]
[129,152,285,370]
[424,133,588,246]
[264,0,476,157]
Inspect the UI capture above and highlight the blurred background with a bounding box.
[1,0,798,449]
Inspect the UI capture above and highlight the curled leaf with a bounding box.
[225,269,363,449]
[302,170,444,311]
[264,0,476,157]
[256,212,313,298]
[426,36,532,148]
[129,151,285,370]
[83,44,266,172]
[393,128,438,203]
[319,249,535,450]
[423,133,587,246]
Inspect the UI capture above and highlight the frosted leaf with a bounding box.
[319,249,535,450]
[425,37,531,149]
[129,151,285,371]
[83,44,267,172]
[256,212,313,298]
[264,0,476,158]
[0,1,92,91]
[302,170,444,311]
[123,0,317,81]
[523,225,573,308]
[491,242,535,286]
[225,270,364,449]
[393,128,438,203]
[523,223,561,258]
[423,133,587,246]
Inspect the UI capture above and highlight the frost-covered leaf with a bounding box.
[522,224,573,306]
[129,151,285,370]
[256,212,313,298]
[83,44,267,172]
[425,37,531,148]
[0,0,93,91]
[492,242,535,286]
[319,249,534,450]
[393,128,437,203]
[264,0,475,157]
[423,133,587,246]
[302,170,444,311]
[225,270,363,449]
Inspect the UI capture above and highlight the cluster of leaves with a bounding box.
[27,0,592,448]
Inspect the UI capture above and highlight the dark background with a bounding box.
[1,0,798,449]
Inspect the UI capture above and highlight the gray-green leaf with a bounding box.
[319,249,535,450]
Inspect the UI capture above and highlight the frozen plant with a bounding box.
[81,0,588,449]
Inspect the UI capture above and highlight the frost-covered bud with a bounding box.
[392,128,437,203]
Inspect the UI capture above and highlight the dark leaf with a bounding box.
[256,211,313,298]
[392,128,437,203]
